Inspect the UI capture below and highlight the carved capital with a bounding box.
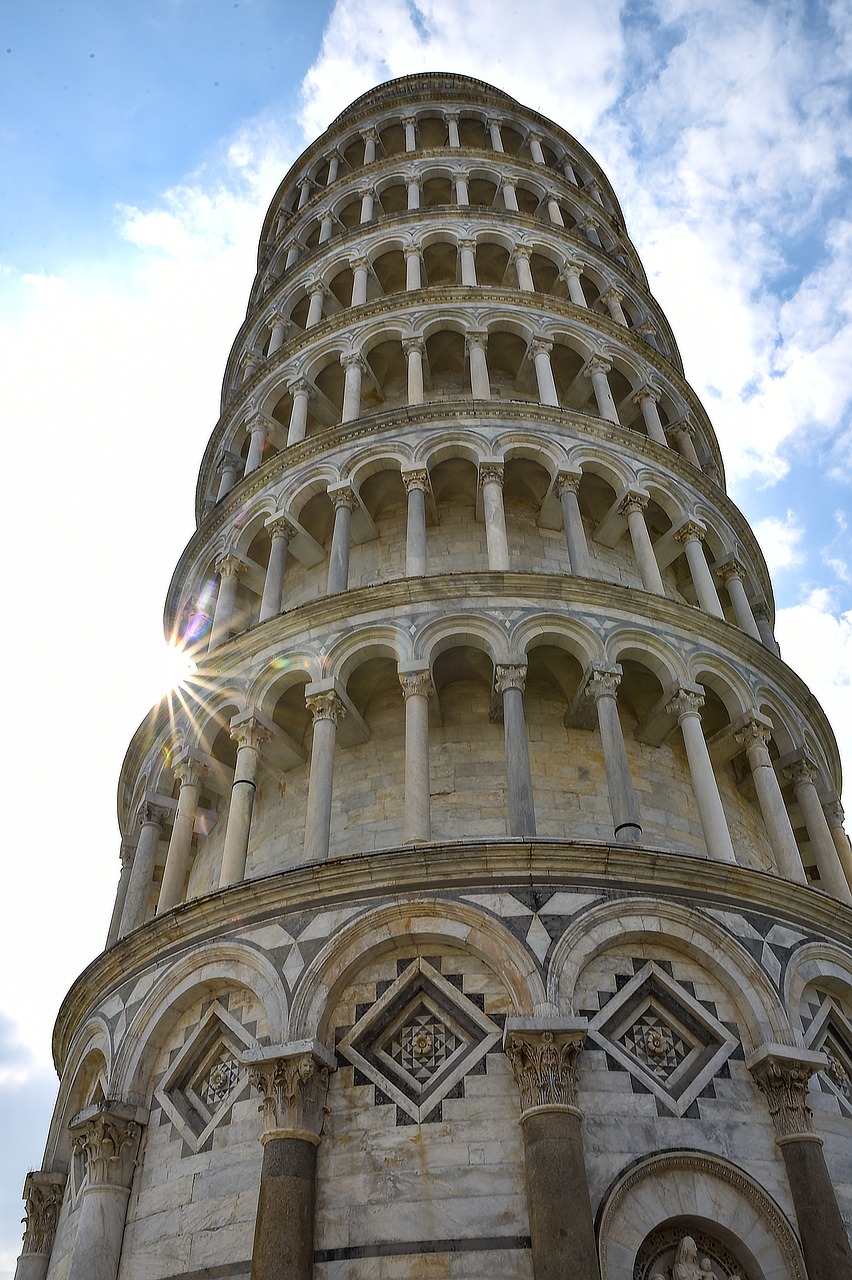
[399,670,433,700]
[666,687,705,722]
[824,798,845,827]
[494,663,527,696]
[465,330,488,353]
[403,242,423,258]
[348,254,369,273]
[287,376,314,400]
[560,260,583,280]
[666,416,695,442]
[583,355,611,378]
[402,337,425,358]
[601,286,623,304]
[479,463,504,488]
[230,716,270,752]
[401,466,429,493]
[173,755,208,790]
[248,1046,333,1143]
[674,521,704,545]
[585,665,622,701]
[555,470,582,497]
[504,1022,587,1116]
[329,485,357,511]
[401,114,416,128]
[360,127,378,144]
[306,279,327,298]
[632,382,661,405]
[69,1104,142,1190]
[340,352,366,373]
[266,515,298,541]
[306,689,346,726]
[215,553,246,580]
[785,757,818,789]
[634,318,657,338]
[511,243,532,261]
[137,800,168,829]
[716,556,745,584]
[20,1171,65,1256]
[748,1048,822,1139]
[734,717,772,755]
[529,337,553,359]
[216,450,242,475]
[617,490,648,517]
[457,237,477,252]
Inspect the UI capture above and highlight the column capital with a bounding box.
[328,483,357,511]
[581,216,598,232]
[360,127,378,143]
[357,184,376,200]
[666,415,695,442]
[746,1045,826,1139]
[287,375,314,399]
[529,336,553,358]
[478,461,504,488]
[733,715,773,754]
[583,354,611,377]
[511,242,532,261]
[617,489,649,517]
[404,171,421,188]
[634,318,657,339]
[601,285,623,304]
[673,519,705,545]
[403,241,423,258]
[401,336,425,358]
[632,382,661,405]
[268,309,288,329]
[555,469,582,496]
[824,797,845,826]
[137,800,169,828]
[215,553,247,580]
[400,114,417,128]
[494,663,528,695]
[753,600,772,623]
[503,1018,588,1117]
[716,555,746,583]
[247,1043,335,1144]
[585,665,622,701]
[69,1102,144,1190]
[347,253,369,272]
[173,754,208,790]
[401,466,429,493]
[306,278,327,298]
[560,259,584,280]
[20,1170,66,1257]
[305,688,346,725]
[266,515,298,541]
[666,686,705,722]
[465,329,488,352]
[216,449,243,475]
[399,668,433,699]
[340,351,366,373]
[444,109,460,122]
[785,756,819,789]
[229,715,270,752]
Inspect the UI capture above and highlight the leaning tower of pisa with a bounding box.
[16,73,852,1280]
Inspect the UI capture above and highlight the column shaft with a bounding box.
[251,1136,316,1280]
[400,670,432,843]
[680,531,725,618]
[790,764,852,901]
[105,849,132,947]
[404,477,428,576]
[459,241,477,286]
[404,341,424,406]
[220,726,266,888]
[467,338,491,399]
[405,247,422,290]
[722,568,762,640]
[287,383,311,446]
[669,693,736,864]
[622,501,665,595]
[245,425,268,475]
[259,527,290,622]
[157,763,204,913]
[341,357,363,422]
[514,251,535,292]
[563,267,586,307]
[521,1111,600,1279]
[327,494,354,593]
[557,477,591,577]
[350,261,369,306]
[500,681,536,838]
[532,344,559,407]
[119,811,164,936]
[588,364,619,423]
[480,471,509,570]
[303,693,343,860]
[589,673,642,841]
[306,287,324,328]
[634,389,668,446]
[737,726,806,884]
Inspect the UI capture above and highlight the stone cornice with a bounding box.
[53,838,852,1076]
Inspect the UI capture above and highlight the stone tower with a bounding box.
[17,73,852,1280]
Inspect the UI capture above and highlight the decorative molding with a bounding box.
[503,1019,587,1116]
[69,1104,142,1191]
[247,1043,334,1143]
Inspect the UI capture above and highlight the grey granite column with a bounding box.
[494,663,536,837]
[504,1019,600,1280]
[402,468,429,576]
[586,667,642,842]
[66,1104,144,1280]
[748,1045,852,1280]
[247,1043,335,1280]
[14,1171,65,1280]
[327,486,356,594]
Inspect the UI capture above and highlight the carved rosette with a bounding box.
[20,1171,65,1256]
[249,1051,331,1144]
[505,1028,586,1116]
[70,1108,142,1191]
[750,1055,818,1139]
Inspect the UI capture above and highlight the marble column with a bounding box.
[824,798,852,892]
[504,1020,600,1280]
[327,486,356,593]
[404,244,423,290]
[561,156,578,183]
[245,418,271,475]
[619,494,665,595]
[399,666,432,843]
[528,133,546,165]
[632,385,668,446]
[284,243,301,270]
[446,112,461,148]
[105,843,133,947]
[601,286,628,326]
[210,555,246,649]
[297,178,311,209]
[531,338,560,407]
[458,238,477,286]
[733,719,806,884]
[406,175,421,210]
[305,282,326,328]
[494,664,536,838]
[303,688,346,861]
[753,601,781,655]
[340,353,365,423]
[454,170,470,205]
[403,338,425,406]
[157,755,207,913]
[556,472,591,577]
[560,262,587,308]
[402,468,429,576]
[66,1104,143,1280]
[362,129,377,164]
[583,356,619,424]
[749,1045,852,1280]
[359,186,375,224]
[216,451,242,500]
[666,418,702,466]
[582,217,602,247]
[220,717,269,889]
[287,379,313,446]
[585,667,642,842]
[585,180,604,206]
[317,213,334,245]
[512,245,535,292]
[466,331,491,399]
[14,1171,66,1280]
[402,115,417,152]
[547,197,565,226]
[502,179,519,212]
[488,118,504,151]
[119,802,167,936]
[326,151,340,184]
[479,463,510,570]
[267,313,288,357]
[241,351,259,384]
[635,318,658,349]
[349,256,369,306]
[785,759,852,902]
[259,518,295,622]
[248,1044,335,1280]
[666,688,736,865]
[675,523,725,619]
[717,559,762,640]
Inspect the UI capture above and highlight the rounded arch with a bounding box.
[564,444,636,493]
[289,899,546,1041]
[512,613,603,670]
[114,942,289,1102]
[44,1018,112,1169]
[689,654,755,722]
[249,650,322,719]
[547,897,791,1050]
[607,627,686,691]
[753,689,802,757]
[326,623,415,686]
[416,611,510,667]
[344,441,413,489]
[597,1150,806,1280]
[783,940,852,1029]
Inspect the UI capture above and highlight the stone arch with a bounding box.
[548,897,791,1050]
[416,612,510,667]
[344,441,414,489]
[565,444,636,493]
[326,624,415,686]
[416,428,491,469]
[753,688,802,756]
[288,899,546,1042]
[689,654,754,723]
[784,940,852,1029]
[513,613,603,671]
[495,431,566,479]
[43,1019,112,1170]
[597,1149,806,1280]
[249,650,322,720]
[114,942,289,1103]
[607,628,687,692]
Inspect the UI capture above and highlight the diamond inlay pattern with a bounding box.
[620,1011,692,1080]
[391,1010,460,1082]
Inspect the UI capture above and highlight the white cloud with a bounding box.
[752,511,806,575]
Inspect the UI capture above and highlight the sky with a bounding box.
[1,0,851,1270]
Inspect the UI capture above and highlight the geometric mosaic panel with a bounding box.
[804,995,852,1116]
[588,961,738,1115]
[155,1000,257,1152]
[338,959,502,1123]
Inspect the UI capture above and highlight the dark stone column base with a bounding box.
[521,1108,600,1280]
[251,1136,317,1280]
[778,1136,852,1280]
